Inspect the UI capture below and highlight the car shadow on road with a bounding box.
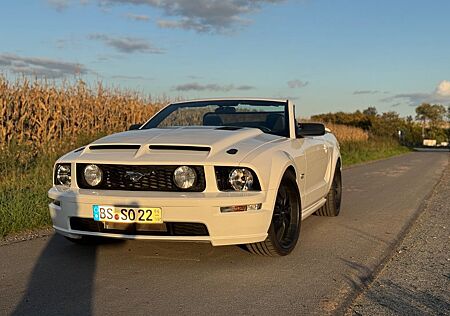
[11,235,98,316]
[10,233,259,315]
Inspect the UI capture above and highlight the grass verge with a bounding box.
[340,138,410,166]
[0,135,103,238]
[0,137,410,238]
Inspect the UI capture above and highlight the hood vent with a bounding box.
[149,145,210,152]
[215,126,242,131]
[89,144,141,150]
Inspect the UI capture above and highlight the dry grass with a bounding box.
[0,75,166,154]
[301,119,369,142]
[324,123,369,142]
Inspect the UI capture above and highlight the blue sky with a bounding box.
[0,0,449,117]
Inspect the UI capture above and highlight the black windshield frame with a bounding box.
[141,100,290,137]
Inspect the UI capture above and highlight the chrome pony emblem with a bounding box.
[125,171,145,182]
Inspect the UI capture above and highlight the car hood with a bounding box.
[64,127,282,165]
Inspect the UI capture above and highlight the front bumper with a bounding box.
[48,187,276,246]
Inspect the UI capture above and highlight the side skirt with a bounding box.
[301,198,326,220]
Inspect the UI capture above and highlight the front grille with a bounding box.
[76,164,206,192]
[70,217,209,236]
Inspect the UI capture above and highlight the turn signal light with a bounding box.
[220,203,262,213]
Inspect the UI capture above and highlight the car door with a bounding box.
[300,136,330,207]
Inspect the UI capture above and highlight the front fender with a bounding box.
[239,150,300,235]
[244,150,297,191]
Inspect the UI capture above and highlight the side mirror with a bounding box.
[297,123,326,137]
[129,124,142,131]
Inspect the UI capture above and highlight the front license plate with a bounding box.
[92,205,162,224]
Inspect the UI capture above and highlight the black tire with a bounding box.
[246,171,301,256]
[315,164,342,217]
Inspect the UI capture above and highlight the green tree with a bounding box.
[415,103,446,138]
[371,111,404,138]
[363,106,378,117]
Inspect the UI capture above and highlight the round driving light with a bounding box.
[56,164,71,186]
[173,166,197,189]
[229,168,254,191]
[84,164,103,187]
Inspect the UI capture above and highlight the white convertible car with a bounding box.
[49,98,342,256]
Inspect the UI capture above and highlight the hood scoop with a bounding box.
[89,144,141,150]
[149,145,211,152]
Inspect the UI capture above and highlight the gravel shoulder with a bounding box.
[0,228,53,247]
[348,160,450,315]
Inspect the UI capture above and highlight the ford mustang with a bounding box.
[48,98,342,256]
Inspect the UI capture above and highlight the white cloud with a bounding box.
[353,90,380,95]
[47,0,70,11]
[48,0,89,11]
[0,53,88,78]
[173,82,255,92]
[100,0,286,33]
[88,33,164,54]
[287,79,308,89]
[435,80,450,97]
[111,74,153,80]
[382,80,450,106]
[125,13,150,22]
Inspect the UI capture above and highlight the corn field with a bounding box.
[1,75,371,157]
[325,123,369,142]
[0,75,165,154]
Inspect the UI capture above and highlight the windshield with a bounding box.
[141,100,289,137]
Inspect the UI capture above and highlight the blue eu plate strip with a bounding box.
[93,205,100,221]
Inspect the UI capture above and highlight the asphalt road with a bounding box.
[348,162,450,315]
[0,152,448,316]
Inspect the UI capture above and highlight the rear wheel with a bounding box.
[315,164,342,217]
[246,171,301,256]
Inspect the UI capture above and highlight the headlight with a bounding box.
[84,164,103,186]
[173,166,197,189]
[55,164,71,186]
[229,168,254,191]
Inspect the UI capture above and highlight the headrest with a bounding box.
[203,114,224,126]
[265,113,285,131]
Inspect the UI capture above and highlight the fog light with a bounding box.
[220,203,262,213]
[84,164,103,187]
[173,166,197,189]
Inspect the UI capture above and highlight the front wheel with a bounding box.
[246,171,301,256]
